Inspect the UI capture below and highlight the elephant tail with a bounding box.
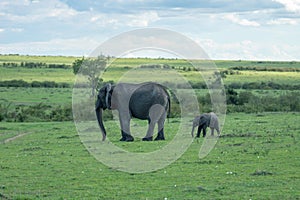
[167,94,171,119]
[155,82,171,121]
[161,84,171,120]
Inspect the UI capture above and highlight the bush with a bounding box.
[0,103,73,122]
[238,91,255,105]
[140,64,162,69]
[0,80,30,87]
[226,88,238,105]
[197,89,300,113]
[1,62,70,69]
[229,66,300,72]
[226,82,300,90]
[0,80,70,88]
[50,105,73,121]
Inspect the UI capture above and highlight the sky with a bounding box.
[0,0,300,60]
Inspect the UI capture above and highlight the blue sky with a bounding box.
[0,0,300,60]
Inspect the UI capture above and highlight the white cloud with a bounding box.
[126,11,160,27]
[198,38,299,61]
[222,13,260,27]
[0,37,100,56]
[88,11,159,28]
[273,0,300,12]
[11,28,24,32]
[267,18,298,25]
[0,0,80,23]
[0,28,5,32]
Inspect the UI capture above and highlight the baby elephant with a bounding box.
[191,112,220,138]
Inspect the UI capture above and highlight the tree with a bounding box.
[73,56,107,97]
[72,57,85,75]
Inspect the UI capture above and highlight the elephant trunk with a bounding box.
[191,125,195,137]
[96,106,107,141]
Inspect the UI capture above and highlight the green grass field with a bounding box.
[0,67,74,84]
[0,113,299,199]
[225,71,300,85]
[0,87,72,106]
[1,55,300,86]
[0,55,299,199]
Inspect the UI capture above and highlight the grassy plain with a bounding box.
[1,65,300,86]
[0,87,72,106]
[0,113,299,199]
[0,55,300,199]
[0,67,74,84]
[225,71,300,85]
[1,55,300,85]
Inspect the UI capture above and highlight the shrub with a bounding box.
[0,80,70,88]
[0,103,73,122]
[226,88,238,105]
[238,91,255,105]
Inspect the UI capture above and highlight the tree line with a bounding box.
[1,79,300,91]
[198,89,300,113]
[1,62,70,69]
[229,66,300,72]
[0,80,70,88]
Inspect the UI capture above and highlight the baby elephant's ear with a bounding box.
[105,83,112,92]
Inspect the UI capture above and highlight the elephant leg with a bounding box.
[155,112,166,141]
[196,125,202,138]
[203,127,207,137]
[119,112,134,142]
[216,127,220,137]
[211,128,215,136]
[143,104,164,141]
[142,119,155,141]
[120,131,134,142]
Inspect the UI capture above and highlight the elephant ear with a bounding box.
[105,83,112,109]
[199,115,206,125]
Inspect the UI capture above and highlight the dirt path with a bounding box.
[2,132,32,144]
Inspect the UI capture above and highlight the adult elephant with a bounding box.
[95,82,170,142]
[191,112,220,138]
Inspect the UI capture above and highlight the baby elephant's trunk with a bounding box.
[191,125,196,137]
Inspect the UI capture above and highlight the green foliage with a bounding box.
[73,56,108,96]
[0,103,72,122]
[197,88,300,113]
[226,88,238,105]
[230,65,300,72]
[1,61,70,69]
[0,80,70,88]
[71,57,84,74]
[227,81,300,90]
